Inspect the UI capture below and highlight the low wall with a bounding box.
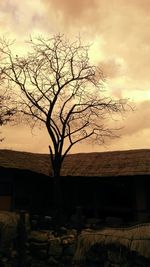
[81,243,150,267]
[0,212,150,267]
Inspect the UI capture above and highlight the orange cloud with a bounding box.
[41,0,150,88]
[119,101,150,136]
[43,0,98,20]
[98,59,123,79]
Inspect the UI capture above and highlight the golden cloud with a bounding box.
[41,0,150,87]
[98,59,123,79]
[43,0,99,20]
[120,100,150,136]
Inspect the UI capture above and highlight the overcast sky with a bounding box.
[1,0,150,154]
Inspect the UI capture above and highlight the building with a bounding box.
[0,149,150,222]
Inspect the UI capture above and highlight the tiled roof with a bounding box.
[0,149,150,177]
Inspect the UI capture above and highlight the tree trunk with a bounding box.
[53,158,63,226]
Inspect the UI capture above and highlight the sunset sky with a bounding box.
[1,0,150,154]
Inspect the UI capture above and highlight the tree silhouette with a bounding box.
[0,35,128,217]
[0,63,16,141]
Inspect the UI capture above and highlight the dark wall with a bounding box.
[0,167,54,214]
[61,176,134,220]
[142,177,150,212]
[1,167,149,222]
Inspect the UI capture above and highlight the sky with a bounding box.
[0,0,150,154]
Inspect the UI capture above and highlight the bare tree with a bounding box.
[0,35,128,214]
[0,67,16,141]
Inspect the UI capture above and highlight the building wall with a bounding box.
[61,176,134,221]
[133,176,150,222]
[0,168,13,211]
[0,196,12,210]
[0,167,53,214]
[0,167,149,223]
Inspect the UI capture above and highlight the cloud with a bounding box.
[1,124,50,153]
[0,0,150,153]
[1,100,150,154]
[98,58,124,79]
[120,100,150,136]
[1,0,150,86]
[41,0,150,87]
[43,0,99,23]
[104,128,150,152]
[0,0,50,38]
